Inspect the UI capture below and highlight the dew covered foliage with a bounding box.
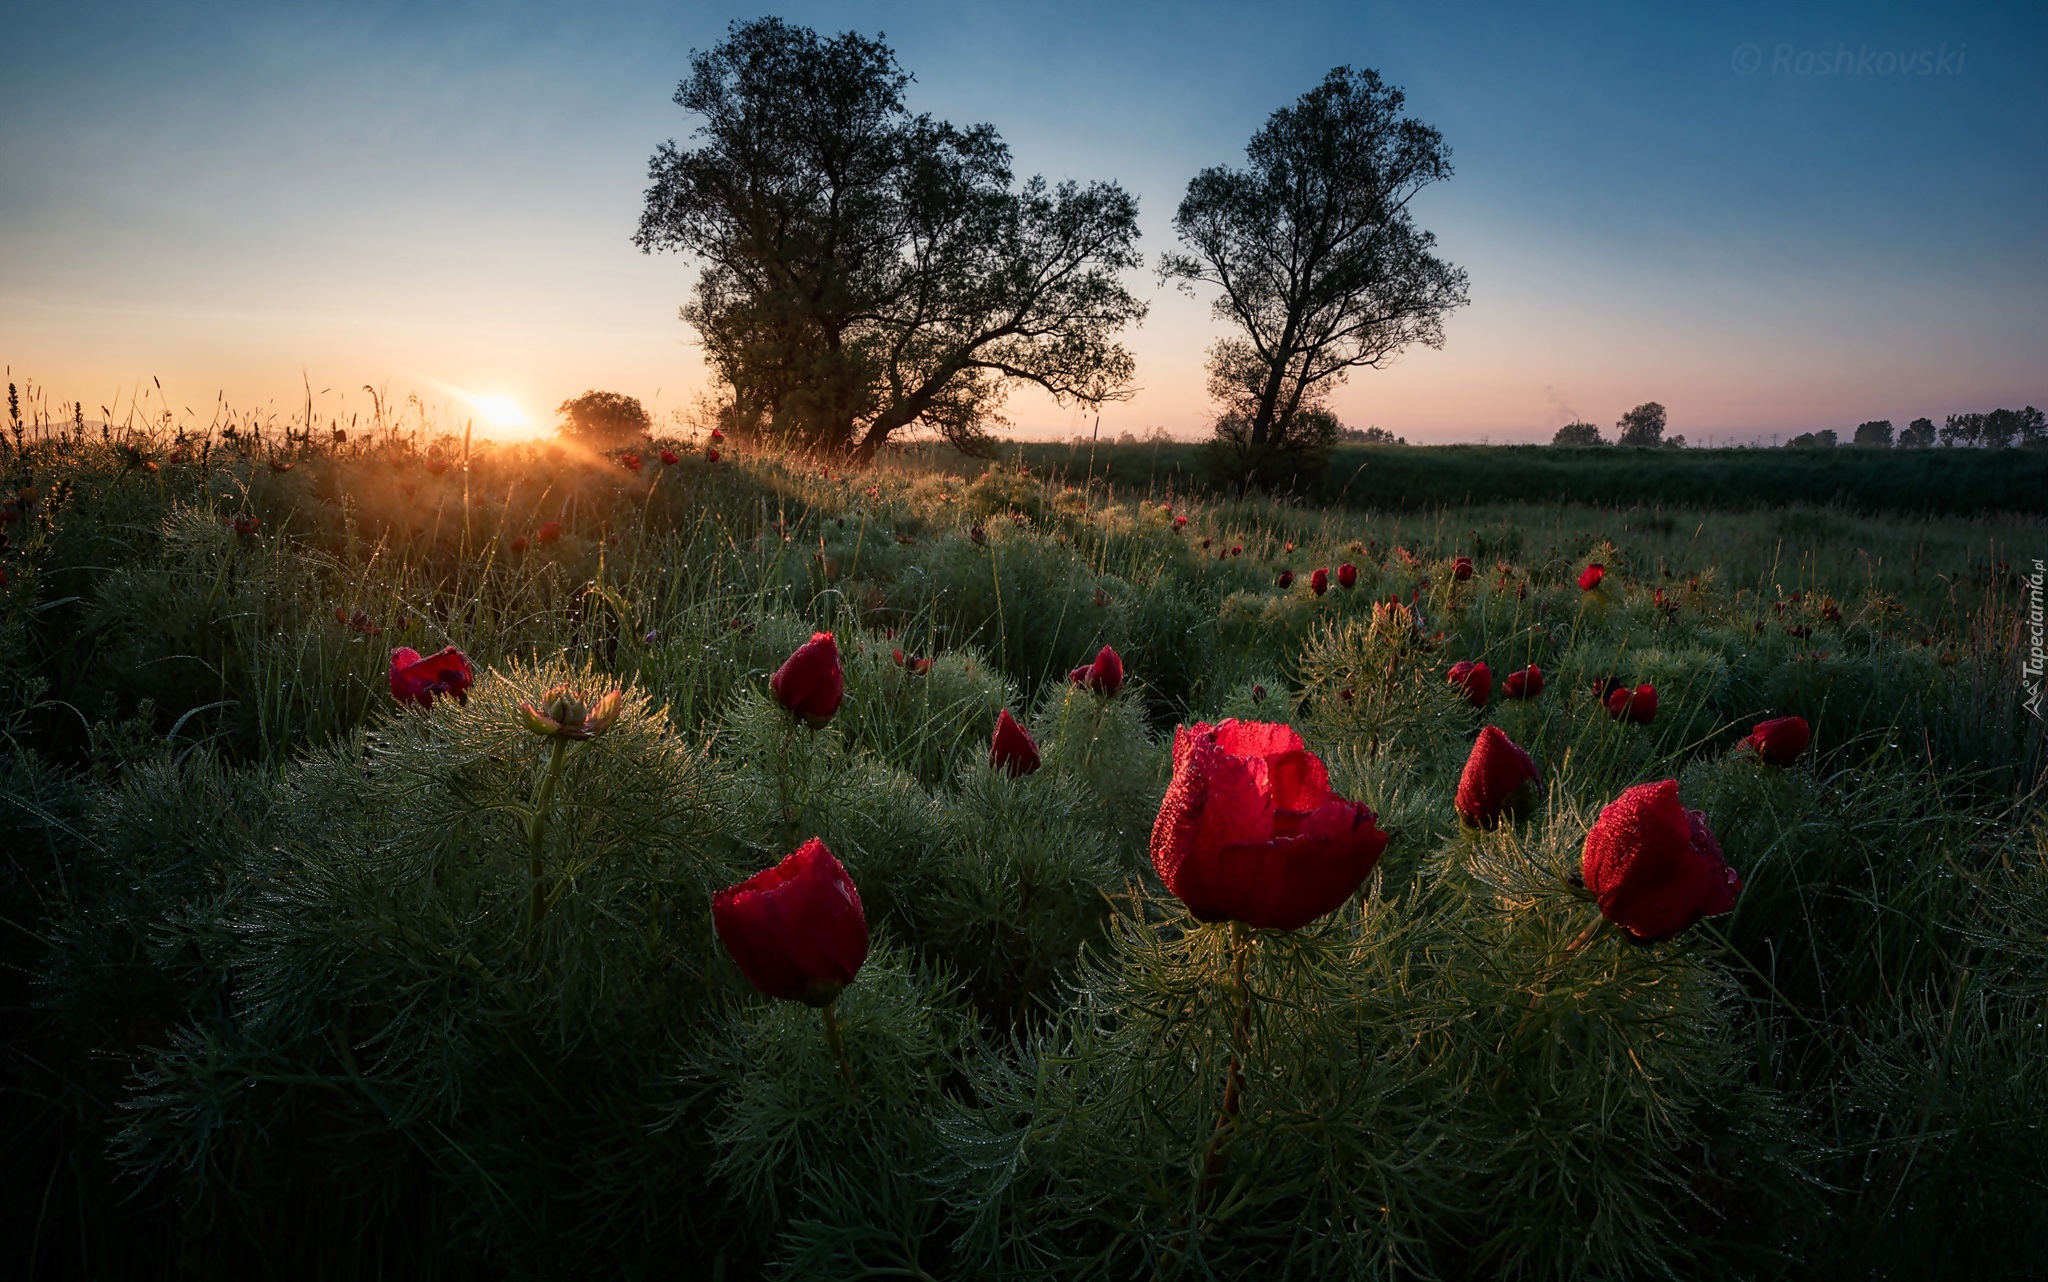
[0,426,2043,1280]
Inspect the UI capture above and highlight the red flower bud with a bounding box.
[1453,555,1473,582]
[1502,664,1544,699]
[510,535,528,554]
[1151,720,1389,930]
[1740,715,1810,765]
[1455,725,1542,829]
[712,838,869,1006]
[772,632,845,726]
[1579,563,1606,591]
[1605,683,1657,723]
[1276,570,1295,589]
[989,709,1041,776]
[1174,515,1188,528]
[706,447,721,463]
[660,448,679,466]
[1336,562,1357,589]
[1447,659,1492,707]
[536,521,562,545]
[232,515,261,537]
[1310,567,1329,597]
[710,428,726,442]
[621,453,642,472]
[1582,780,1740,943]
[1068,644,1124,696]
[388,645,473,709]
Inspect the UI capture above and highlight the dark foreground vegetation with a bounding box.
[1,422,2044,1280]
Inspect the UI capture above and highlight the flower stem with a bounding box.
[1201,922,1254,1196]
[525,734,569,958]
[820,1001,857,1098]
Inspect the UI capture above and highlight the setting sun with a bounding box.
[466,393,534,434]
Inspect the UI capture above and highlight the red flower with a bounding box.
[388,645,473,709]
[425,457,449,477]
[1151,720,1389,930]
[1502,664,1544,699]
[1447,659,1492,707]
[1336,562,1357,589]
[712,838,869,1006]
[710,428,726,442]
[622,454,643,472]
[989,709,1041,776]
[232,515,261,537]
[1174,514,1188,528]
[1310,567,1329,597]
[510,535,529,554]
[1581,779,1740,943]
[890,647,934,675]
[1740,715,1810,765]
[1230,544,1243,557]
[1578,563,1605,591]
[1453,556,1473,582]
[1455,725,1542,829]
[1069,644,1124,696]
[706,447,721,463]
[771,632,844,726]
[1276,570,1295,589]
[537,521,562,545]
[1605,683,1657,723]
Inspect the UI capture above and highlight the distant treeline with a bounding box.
[971,441,2048,514]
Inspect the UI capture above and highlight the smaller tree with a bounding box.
[2020,406,2047,448]
[1899,417,1936,448]
[1552,420,1605,446]
[1852,419,1894,448]
[1787,429,1838,449]
[557,391,652,447]
[1338,425,1406,445]
[1615,402,1667,447]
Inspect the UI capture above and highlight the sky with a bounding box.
[1,0,2043,444]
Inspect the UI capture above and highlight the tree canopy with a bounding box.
[1552,420,1605,446]
[1160,67,1469,463]
[635,18,1146,459]
[556,390,652,445]
[1615,402,1669,447]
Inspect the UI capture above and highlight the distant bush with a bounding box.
[1788,428,1838,449]
[1551,420,1605,446]
[1900,416,1937,448]
[1336,424,1406,445]
[556,389,652,446]
[1853,419,1894,448]
[1615,400,1669,447]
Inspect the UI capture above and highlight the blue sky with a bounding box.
[1,0,2041,441]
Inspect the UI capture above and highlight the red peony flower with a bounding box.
[1310,567,1329,597]
[1455,725,1542,829]
[1174,514,1188,528]
[712,838,869,1006]
[1453,556,1473,582]
[989,709,1041,776]
[621,454,642,472]
[706,447,721,463]
[1581,779,1740,943]
[660,448,679,466]
[537,521,562,545]
[388,645,473,709]
[1579,563,1605,591]
[1502,664,1544,699]
[510,535,529,554]
[1447,659,1492,707]
[1740,715,1810,765]
[1337,562,1358,589]
[710,428,726,442]
[1151,720,1390,930]
[1605,683,1657,723]
[1069,644,1124,696]
[1276,570,1295,589]
[771,632,845,726]
[232,515,261,537]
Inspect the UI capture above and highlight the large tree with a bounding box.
[635,18,1146,460]
[1160,67,1469,456]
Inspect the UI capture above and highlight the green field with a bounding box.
[2,428,2044,1279]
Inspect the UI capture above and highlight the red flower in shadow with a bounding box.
[712,838,869,1006]
[388,646,473,709]
[1582,779,1739,943]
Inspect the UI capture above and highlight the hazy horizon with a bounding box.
[3,1,2043,445]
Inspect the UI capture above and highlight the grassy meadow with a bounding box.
[1,421,2044,1279]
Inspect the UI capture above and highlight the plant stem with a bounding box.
[1202,922,1254,1196]
[525,734,569,958]
[820,1001,857,1098]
